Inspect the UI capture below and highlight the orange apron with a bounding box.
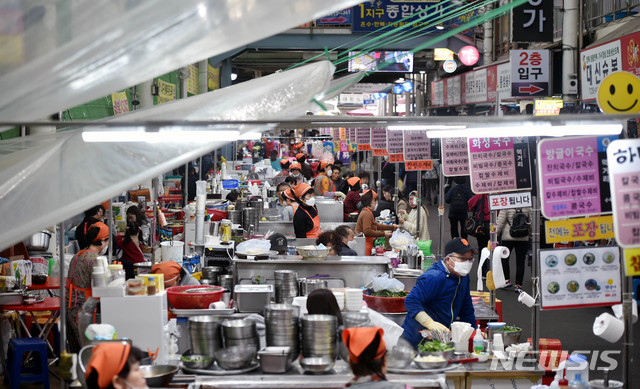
[302,207,321,239]
[67,249,94,308]
[364,208,376,256]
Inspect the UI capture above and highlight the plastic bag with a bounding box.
[389,229,415,250]
[84,324,116,341]
[367,308,404,349]
[371,273,405,293]
[236,239,271,255]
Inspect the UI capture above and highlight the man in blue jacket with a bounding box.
[401,237,477,346]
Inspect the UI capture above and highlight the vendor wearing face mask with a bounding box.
[313,161,347,200]
[401,238,477,347]
[66,221,110,352]
[289,162,304,185]
[293,183,322,238]
[397,190,431,241]
[355,190,398,255]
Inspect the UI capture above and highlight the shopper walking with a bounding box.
[445,176,473,239]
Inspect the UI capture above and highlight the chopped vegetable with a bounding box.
[415,355,445,362]
[417,340,454,353]
[370,290,408,298]
[503,325,521,332]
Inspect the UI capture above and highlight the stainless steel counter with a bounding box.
[233,256,390,288]
[257,221,356,236]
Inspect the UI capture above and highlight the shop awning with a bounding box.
[0,61,335,249]
[0,0,362,123]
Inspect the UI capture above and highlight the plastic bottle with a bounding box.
[92,266,105,287]
[473,325,484,353]
[558,370,569,389]
[568,374,587,389]
[147,276,157,296]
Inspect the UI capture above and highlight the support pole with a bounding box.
[377,156,382,195]
[438,164,446,258]
[108,199,113,263]
[416,170,422,238]
[531,193,541,354]
[394,163,400,217]
[58,222,66,354]
[622,259,633,386]
[184,162,189,208]
[489,209,497,311]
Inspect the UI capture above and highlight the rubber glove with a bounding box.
[416,311,450,332]
[334,192,346,200]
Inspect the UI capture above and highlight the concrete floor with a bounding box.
[422,202,638,385]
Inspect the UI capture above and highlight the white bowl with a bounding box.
[472,352,490,362]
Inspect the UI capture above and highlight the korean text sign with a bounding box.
[607,139,640,248]
[441,137,470,177]
[512,0,554,43]
[580,41,621,101]
[510,49,549,97]
[387,129,404,155]
[352,0,443,33]
[544,216,615,244]
[539,247,621,310]
[468,137,532,194]
[538,136,615,218]
[489,192,532,211]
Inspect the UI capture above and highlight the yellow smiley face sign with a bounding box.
[597,71,640,114]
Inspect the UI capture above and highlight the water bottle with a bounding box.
[473,325,484,353]
[568,373,587,389]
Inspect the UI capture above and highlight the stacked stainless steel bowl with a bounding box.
[342,312,371,328]
[201,266,222,286]
[221,319,259,352]
[188,316,223,357]
[228,209,243,226]
[274,270,298,303]
[248,199,264,219]
[302,314,337,360]
[264,304,300,360]
[242,207,260,232]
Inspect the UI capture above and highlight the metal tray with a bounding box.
[387,361,459,374]
[170,308,236,317]
[180,360,259,375]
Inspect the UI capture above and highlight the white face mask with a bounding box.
[305,197,316,207]
[326,169,332,176]
[100,245,109,255]
[361,184,368,190]
[449,258,473,276]
[291,172,300,178]
[347,240,358,250]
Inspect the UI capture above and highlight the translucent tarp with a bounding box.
[0,61,335,249]
[0,0,362,122]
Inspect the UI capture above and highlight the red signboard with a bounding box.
[405,160,433,171]
[389,154,404,162]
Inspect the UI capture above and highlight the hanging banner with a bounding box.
[356,128,372,150]
[510,49,550,97]
[371,127,387,149]
[387,129,404,155]
[187,64,199,95]
[349,128,357,145]
[110,91,129,116]
[339,127,347,140]
[544,215,615,244]
[538,136,616,219]
[468,137,532,194]
[607,139,640,248]
[403,130,431,161]
[489,192,532,211]
[624,247,640,276]
[540,246,621,310]
[441,137,469,176]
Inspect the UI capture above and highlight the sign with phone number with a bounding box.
[544,215,615,244]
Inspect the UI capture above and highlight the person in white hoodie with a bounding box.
[495,207,532,292]
[398,190,430,242]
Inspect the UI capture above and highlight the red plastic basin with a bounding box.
[363,292,408,313]
[166,285,224,309]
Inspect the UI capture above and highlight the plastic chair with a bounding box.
[6,338,49,389]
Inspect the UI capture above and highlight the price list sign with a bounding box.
[356,128,372,151]
[387,129,404,162]
[403,130,432,171]
[607,139,640,248]
[349,128,357,145]
[441,137,470,176]
[371,127,388,156]
[468,137,532,194]
[538,136,615,219]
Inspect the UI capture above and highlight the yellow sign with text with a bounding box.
[624,247,640,276]
[157,79,176,104]
[545,215,615,243]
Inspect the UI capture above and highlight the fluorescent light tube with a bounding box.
[387,125,467,131]
[82,129,240,143]
[425,123,622,138]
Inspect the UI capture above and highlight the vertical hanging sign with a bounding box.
[403,130,432,171]
[387,129,405,162]
[468,137,532,194]
[356,128,372,151]
[441,137,470,176]
[607,139,640,248]
[371,127,388,156]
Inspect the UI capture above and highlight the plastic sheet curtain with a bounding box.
[0,0,363,122]
[0,61,335,249]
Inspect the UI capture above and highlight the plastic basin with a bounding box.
[166,285,224,309]
[362,292,407,313]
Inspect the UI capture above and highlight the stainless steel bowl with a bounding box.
[214,345,256,370]
[181,352,214,369]
[299,357,335,374]
[413,356,448,370]
[222,319,257,339]
[296,246,331,261]
[387,346,416,369]
[418,349,454,361]
[140,365,179,387]
[25,230,51,251]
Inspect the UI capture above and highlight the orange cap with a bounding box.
[90,221,110,241]
[342,327,386,364]
[293,183,313,199]
[283,188,296,201]
[279,159,290,168]
[347,177,361,187]
[363,189,378,200]
[290,162,302,171]
[85,342,131,388]
[152,261,182,285]
[319,161,334,171]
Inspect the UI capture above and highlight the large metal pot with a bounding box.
[25,230,52,251]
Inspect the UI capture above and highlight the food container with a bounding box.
[139,365,178,387]
[299,357,334,374]
[414,356,448,370]
[126,285,146,296]
[166,285,224,309]
[362,292,408,313]
[0,292,24,306]
[296,246,331,261]
[234,284,273,313]
[258,347,292,373]
[214,345,256,370]
[133,262,153,275]
[25,230,51,251]
[502,327,522,346]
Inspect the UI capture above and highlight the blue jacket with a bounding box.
[401,261,476,346]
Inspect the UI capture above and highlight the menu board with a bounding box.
[441,137,470,176]
[468,137,532,194]
[387,129,404,155]
[371,127,387,149]
[538,136,615,219]
[332,128,339,142]
[607,139,640,248]
[540,246,621,310]
[356,128,372,150]
[349,128,357,144]
[403,130,431,161]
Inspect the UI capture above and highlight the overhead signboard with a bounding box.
[351,1,444,33]
[348,51,414,73]
[432,80,445,106]
[468,137,532,194]
[316,9,351,26]
[539,246,621,310]
[371,127,387,149]
[458,46,480,66]
[511,49,549,97]
[434,48,454,61]
[607,139,640,248]
[580,40,622,102]
[443,60,457,73]
[489,192,532,211]
[538,136,616,219]
[512,0,554,43]
[441,137,469,176]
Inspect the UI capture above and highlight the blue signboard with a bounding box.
[351,0,445,33]
[317,9,351,26]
